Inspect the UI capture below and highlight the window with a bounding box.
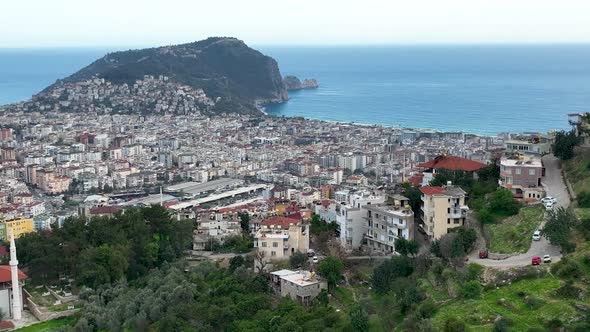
[262,242,267,247]
[447,218,450,224]
[454,219,460,224]
[515,168,521,175]
[529,169,535,175]
[271,251,276,256]
[273,242,278,247]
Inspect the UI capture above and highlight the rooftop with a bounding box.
[418,155,486,172]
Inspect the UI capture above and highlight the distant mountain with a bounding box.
[45,37,290,114]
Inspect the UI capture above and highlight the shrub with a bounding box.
[551,258,582,279]
[555,280,581,299]
[444,317,467,332]
[459,280,482,299]
[523,295,543,309]
[493,317,510,332]
[578,191,590,208]
[464,263,484,281]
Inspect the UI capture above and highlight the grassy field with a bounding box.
[15,317,76,332]
[488,206,545,254]
[432,276,579,331]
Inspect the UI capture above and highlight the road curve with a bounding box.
[470,154,567,268]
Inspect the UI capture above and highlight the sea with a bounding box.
[2,45,590,135]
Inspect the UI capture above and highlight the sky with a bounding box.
[2,0,590,48]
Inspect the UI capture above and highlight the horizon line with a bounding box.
[2,41,590,50]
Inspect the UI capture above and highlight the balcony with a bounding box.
[450,206,468,219]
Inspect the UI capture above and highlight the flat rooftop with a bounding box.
[281,271,320,287]
[165,178,244,194]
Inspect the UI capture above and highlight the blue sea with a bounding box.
[2,45,590,135]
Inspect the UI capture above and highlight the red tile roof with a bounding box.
[0,266,27,283]
[0,321,15,330]
[262,216,299,229]
[89,206,122,215]
[419,186,446,195]
[417,155,486,172]
[408,174,424,187]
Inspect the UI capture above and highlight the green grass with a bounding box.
[334,286,355,306]
[564,153,590,196]
[488,206,545,254]
[15,317,76,332]
[576,208,590,219]
[432,276,580,331]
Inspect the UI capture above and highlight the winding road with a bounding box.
[470,154,568,268]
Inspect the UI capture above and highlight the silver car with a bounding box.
[532,230,541,241]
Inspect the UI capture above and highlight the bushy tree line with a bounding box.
[59,262,351,332]
[16,205,193,288]
[554,129,581,161]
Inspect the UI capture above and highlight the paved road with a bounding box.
[470,154,567,268]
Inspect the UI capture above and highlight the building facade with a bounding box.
[364,194,414,253]
[420,185,468,240]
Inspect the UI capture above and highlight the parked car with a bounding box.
[479,249,489,259]
[532,256,541,265]
[545,202,554,211]
[543,255,552,263]
[541,197,557,205]
[307,249,315,257]
[532,230,541,241]
[312,256,319,264]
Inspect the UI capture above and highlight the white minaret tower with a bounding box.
[9,229,22,320]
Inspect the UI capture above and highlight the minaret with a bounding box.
[160,186,163,206]
[9,229,22,320]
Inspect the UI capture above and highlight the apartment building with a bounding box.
[420,184,468,240]
[192,210,242,250]
[336,192,385,251]
[0,218,34,241]
[364,194,414,253]
[499,155,545,201]
[254,216,309,262]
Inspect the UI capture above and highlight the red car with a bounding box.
[532,256,541,265]
[479,249,489,259]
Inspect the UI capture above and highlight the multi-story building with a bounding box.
[499,155,545,201]
[420,184,468,240]
[192,210,242,250]
[505,138,551,156]
[364,194,414,253]
[0,218,35,241]
[254,216,309,263]
[336,192,385,251]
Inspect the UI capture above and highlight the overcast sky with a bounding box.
[2,0,590,48]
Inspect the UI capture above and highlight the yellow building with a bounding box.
[419,184,468,240]
[0,219,35,241]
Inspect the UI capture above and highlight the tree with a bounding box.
[372,256,413,294]
[254,251,268,274]
[554,129,581,160]
[489,189,521,216]
[289,251,308,269]
[459,280,482,299]
[542,207,577,253]
[395,237,420,256]
[349,303,369,332]
[238,212,250,233]
[77,245,129,288]
[229,255,245,272]
[402,184,423,214]
[318,256,344,291]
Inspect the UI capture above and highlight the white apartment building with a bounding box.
[336,192,385,251]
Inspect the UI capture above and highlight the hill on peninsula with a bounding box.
[44,37,289,114]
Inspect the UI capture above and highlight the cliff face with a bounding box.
[49,37,288,114]
[283,75,319,91]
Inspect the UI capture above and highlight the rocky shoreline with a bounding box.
[283,75,319,91]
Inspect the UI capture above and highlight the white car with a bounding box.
[541,197,557,205]
[532,230,541,241]
[545,202,554,211]
[312,256,319,264]
[543,255,552,263]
